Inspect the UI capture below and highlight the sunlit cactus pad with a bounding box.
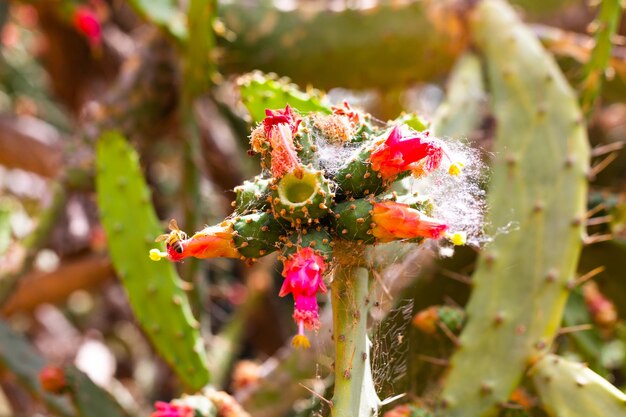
[151,102,484,346]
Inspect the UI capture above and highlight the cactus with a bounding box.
[330,264,380,417]
[530,354,626,417]
[232,211,285,260]
[0,321,75,417]
[96,131,210,390]
[232,176,272,214]
[238,72,330,123]
[412,305,466,336]
[127,0,187,41]
[430,53,485,138]
[271,168,333,223]
[439,1,590,416]
[62,367,129,417]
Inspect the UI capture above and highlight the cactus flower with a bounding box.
[279,247,328,348]
[151,401,194,417]
[369,126,443,179]
[151,222,239,262]
[39,366,67,394]
[331,101,361,125]
[73,6,101,48]
[371,201,448,242]
[269,123,302,179]
[263,105,301,137]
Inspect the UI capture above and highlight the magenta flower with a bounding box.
[279,247,328,348]
[263,105,301,138]
[151,401,194,417]
[73,6,102,48]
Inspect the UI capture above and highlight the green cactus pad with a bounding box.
[233,176,271,214]
[96,131,210,390]
[238,72,330,123]
[232,211,285,259]
[63,367,129,417]
[531,354,626,417]
[331,198,375,244]
[0,321,74,417]
[440,1,590,416]
[271,168,333,223]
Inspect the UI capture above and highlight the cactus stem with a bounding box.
[330,261,379,417]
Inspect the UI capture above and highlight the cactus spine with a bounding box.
[439,1,590,416]
[96,131,210,390]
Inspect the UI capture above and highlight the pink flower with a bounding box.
[279,248,328,348]
[151,401,194,417]
[263,105,301,138]
[369,126,444,179]
[73,6,101,47]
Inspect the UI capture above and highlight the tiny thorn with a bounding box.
[298,383,333,407]
[439,268,472,285]
[558,324,593,335]
[417,355,450,366]
[437,321,461,347]
[584,234,613,245]
[573,265,605,287]
[586,203,606,218]
[588,152,619,180]
[586,215,612,226]
[591,141,624,157]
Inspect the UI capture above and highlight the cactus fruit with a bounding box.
[96,131,210,390]
[232,212,285,260]
[271,167,333,223]
[233,176,271,214]
[412,305,465,336]
[440,1,590,416]
[530,354,626,417]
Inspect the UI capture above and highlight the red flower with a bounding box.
[73,6,101,47]
[279,248,328,348]
[263,105,301,138]
[371,201,448,242]
[151,401,194,417]
[39,366,67,394]
[369,126,444,179]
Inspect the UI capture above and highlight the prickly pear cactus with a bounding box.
[440,1,590,416]
[150,69,484,417]
[0,321,74,417]
[96,131,210,390]
[238,72,330,123]
[531,354,626,417]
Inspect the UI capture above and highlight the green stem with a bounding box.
[331,263,379,417]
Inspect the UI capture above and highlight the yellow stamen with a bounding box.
[291,334,311,349]
[448,162,464,176]
[149,249,168,261]
[447,232,467,246]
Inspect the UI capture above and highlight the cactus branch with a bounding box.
[330,258,380,417]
